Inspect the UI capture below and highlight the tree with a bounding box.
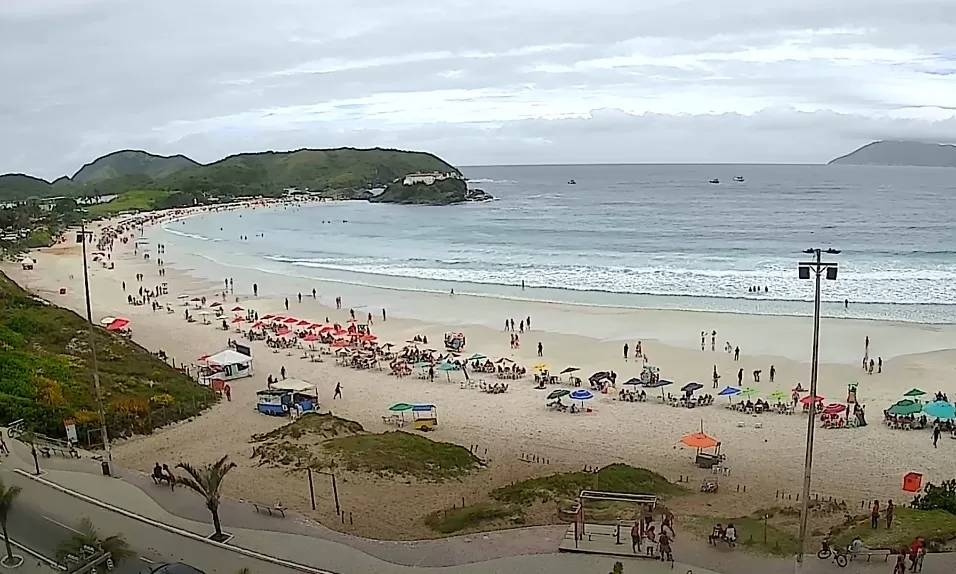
[56,517,134,565]
[0,478,22,566]
[912,479,956,515]
[176,455,237,539]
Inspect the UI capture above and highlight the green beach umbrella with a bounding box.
[413,361,431,369]
[466,353,486,361]
[740,387,759,398]
[888,402,923,416]
[768,390,788,402]
[903,388,926,398]
[388,403,413,412]
[547,389,570,400]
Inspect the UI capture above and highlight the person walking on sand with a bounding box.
[886,500,894,529]
[623,343,629,361]
[734,346,740,361]
[526,316,531,330]
[284,298,289,310]
[878,357,882,373]
[367,312,373,325]
[298,292,302,304]
[631,521,642,553]
[711,330,716,352]
[280,366,286,380]
[712,366,720,389]
[382,308,387,322]
[737,368,743,385]
[701,331,705,351]
[933,425,941,448]
[253,283,258,297]
[334,382,342,400]
[537,342,543,357]
[769,365,775,383]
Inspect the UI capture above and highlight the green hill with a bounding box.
[72,150,199,183]
[0,147,460,204]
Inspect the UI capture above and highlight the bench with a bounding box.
[253,502,286,517]
[853,550,891,563]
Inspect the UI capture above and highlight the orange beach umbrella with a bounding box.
[679,432,719,449]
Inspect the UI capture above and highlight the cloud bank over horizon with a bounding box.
[3,0,956,178]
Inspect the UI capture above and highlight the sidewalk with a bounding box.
[9,437,952,574]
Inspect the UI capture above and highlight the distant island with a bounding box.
[0,147,488,207]
[828,141,956,167]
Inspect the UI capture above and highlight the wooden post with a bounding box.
[308,469,316,510]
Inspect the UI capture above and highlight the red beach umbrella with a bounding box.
[296,320,311,326]
[800,394,824,405]
[231,316,245,323]
[303,334,319,342]
[283,317,298,324]
[261,314,275,320]
[251,321,264,328]
[331,340,350,348]
[231,306,244,312]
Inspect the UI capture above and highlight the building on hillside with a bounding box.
[402,172,462,186]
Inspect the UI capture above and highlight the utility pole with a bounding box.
[79,222,111,475]
[794,247,840,572]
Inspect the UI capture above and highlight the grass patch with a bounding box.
[424,502,524,534]
[0,271,216,442]
[424,464,684,535]
[251,415,484,482]
[86,189,173,217]
[685,514,801,557]
[831,507,956,551]
[492,463,684,505]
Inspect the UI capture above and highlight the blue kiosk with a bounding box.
[256,379,319,416]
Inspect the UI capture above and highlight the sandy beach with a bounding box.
[7,209,956,540]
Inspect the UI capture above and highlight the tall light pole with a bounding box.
[794,247,839,572]
[78,221,112,475]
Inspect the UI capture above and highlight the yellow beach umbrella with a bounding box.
[533,363,550,372]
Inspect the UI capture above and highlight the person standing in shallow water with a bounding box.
[623,343,629,361]
[537,342,543,357]
[253,283,258,297]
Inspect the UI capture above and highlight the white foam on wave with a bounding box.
[160,223,221,242]
[466,178,516,184]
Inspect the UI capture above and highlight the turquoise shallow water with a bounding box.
[152,164,956,324]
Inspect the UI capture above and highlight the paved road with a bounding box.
[1,466,306,574]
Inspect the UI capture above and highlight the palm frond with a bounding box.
[55,518,135,564]
[176,456,237,511]
[0,480,21,523]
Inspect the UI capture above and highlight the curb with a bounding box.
[13,469,338,574]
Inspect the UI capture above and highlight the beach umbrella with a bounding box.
[196,310,211,316]
[560,367,580,374]
[437,361,458,381]
[889,401,923,416]
[251,321,264,328]
[331,340,349,348]
[261,314,275,320]
[717,386,740,400]
[800,394,824,405]
[533,363,550,372]
[190,297,201,302]
[547,389,570,400]
[923,401,956,420]
[680,432,719,450]
[768,390,788,401]
[177,295,190,300]
[210,302,222,307]
[413,361,431,369]
[822,403,847,415]
[106,318,129,331]
[231,306,244,312]
[231,316,244,323]
[569,389,593,407]
[466,353,486,361]
[296,320,311,326]
[99,316,116,326]
[283,317,298,324]
[623,377,643,386]
[681,382,704,394]
[739,387,759,399]
[496,357,515,364]
[903,388,926,398]
[303,334,318,342]
[590,371,609,381]
[389,403,413,412]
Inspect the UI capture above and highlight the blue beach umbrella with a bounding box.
[569,389,593,402]
[924,401,956,420]
[718,386,741,402]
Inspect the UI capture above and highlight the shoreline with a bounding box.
[155,202,956,325]
[5,210,956,542]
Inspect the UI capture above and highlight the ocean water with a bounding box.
[153,164,956,324]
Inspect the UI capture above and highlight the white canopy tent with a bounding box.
[200,349,253,384]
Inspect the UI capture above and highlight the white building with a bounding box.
[402,172,461,186]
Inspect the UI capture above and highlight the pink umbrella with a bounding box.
[231,306,244,312]
[283,317,298,324]
[231,316,245,323]
[296,319,311,326]
[800,394,824,405]
[303,334,319,342]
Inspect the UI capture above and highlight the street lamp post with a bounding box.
[795,248,840,572]
[78,222,112,475]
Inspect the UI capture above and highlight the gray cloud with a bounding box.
[2,0,956,178]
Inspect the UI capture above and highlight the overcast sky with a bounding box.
[3,0,956,179]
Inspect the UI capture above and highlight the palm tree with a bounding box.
[55,518,134,565]
[0,479,22,566]
[176,455,237,539]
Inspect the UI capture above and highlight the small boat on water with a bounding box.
[733,176,745,182]
[709,178,720,184]
[567,179,577,185]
